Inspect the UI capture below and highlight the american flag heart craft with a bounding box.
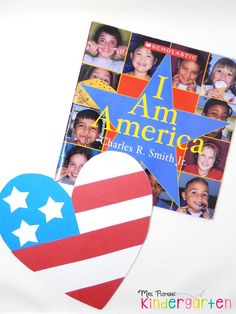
[0,151,153,309]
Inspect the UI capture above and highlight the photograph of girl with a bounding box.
[171,45,208,93]
[202,54,236,103]
[77,64,120,90]
[123,33,170,80]
[55,144,92,186]
[182,137,229,181]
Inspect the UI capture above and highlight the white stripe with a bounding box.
[76,195,152,234]
[75,151,144,186]
[36,245,142,292]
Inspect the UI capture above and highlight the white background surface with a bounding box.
[0,0,235,313]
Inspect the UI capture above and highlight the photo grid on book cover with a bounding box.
[55,22,236,219]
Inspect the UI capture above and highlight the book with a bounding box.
[55,21,236,219]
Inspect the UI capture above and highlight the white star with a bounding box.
[3,186,29,213]
[12,220,39,246]
[38,196,64,222]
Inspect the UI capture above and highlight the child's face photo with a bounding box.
[67,153,87,183]
[182,181,209,213]
[89,68,111,84]
[130,47,156,73]
[202,103,228,138]
[197,146,216,173]
[97,32,118,59]
[148,173,162,197]
[75,118,100,146]
[203,104,229,121]
[147,173,163,205]
[212,66,234,88]
[177,60,200,85]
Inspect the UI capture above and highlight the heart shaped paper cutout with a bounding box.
[0,151,152,309]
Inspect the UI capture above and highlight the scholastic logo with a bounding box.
[138,289,232,311]
[144,42,198,61]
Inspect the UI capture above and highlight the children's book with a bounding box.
[55,21,236,219]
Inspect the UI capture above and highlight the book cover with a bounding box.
[55,21,236,220]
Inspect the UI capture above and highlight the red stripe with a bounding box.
[13,217,150,271]
[72,171,151,213]
[67,278,124,309]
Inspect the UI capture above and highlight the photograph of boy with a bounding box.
[183,139,229,181]
[171,45,208,93]
[72,109,103,149]
[83,23,130,73]
[66,105,105,150]
[171,173,221,219]
[123,34,170,80]
[202,55,236,103]
[56,144,91,186]
[200,97,234,141]
[176,177,210,218]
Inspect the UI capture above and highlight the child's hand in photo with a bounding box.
[207,88,224,100]
[172,74,181,87]
[115,45,127,59]
[176,205,189,213]
[85,40,99,56]
[186,80,197,92]
[56,167,69,180]
[202,208,211,219]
